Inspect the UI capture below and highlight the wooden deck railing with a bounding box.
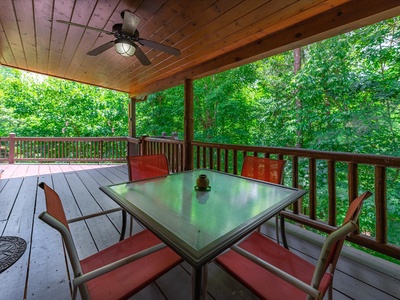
[0,133,184,171]
[190,141,400,260]
[0,133,127,163]
[1,133,399,260]
[137,136,185,173]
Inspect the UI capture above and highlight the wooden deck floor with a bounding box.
[0,164,399,300]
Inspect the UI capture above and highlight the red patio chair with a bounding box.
[38,182,182,300]
[241,155,286,244]
[241,155,285,184]
[127,154,169,181]
[215,191,372,300]
[125,154,170,235]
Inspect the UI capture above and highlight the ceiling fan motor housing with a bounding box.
[112,23,139,41]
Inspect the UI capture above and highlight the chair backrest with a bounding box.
[127,154,169,181]
[311,191,372,293]
[38,182,85,291]
[241,156,285,184]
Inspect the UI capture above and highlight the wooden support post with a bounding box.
[128,97,138,156]
[184,78,194,170]
[348,163,359,202]
[140,135,148,155]
[9,133,16,164]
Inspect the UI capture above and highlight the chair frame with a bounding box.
[127,153,170,181]
[125,154,170,236]
[38,182,181,300]
[241,155,287,246]
[216,191,372,300]
[231,221,357,299]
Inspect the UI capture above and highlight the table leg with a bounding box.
[191,264,208,300]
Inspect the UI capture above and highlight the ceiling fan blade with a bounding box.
[138,39,181,56]
[87,41,115,56]
[57,20,113,35]
[134,45,151,65]
[122,11,140,36]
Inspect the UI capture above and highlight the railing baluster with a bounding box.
[174,143,178,171]
[309,158,317,220]
[209,147,214,170]
[375,165,387,245]
[217,148,221,171]
[233,150,238,175]
[292,156,299,214]
[100,140,103,161]
[224,149,229,173]
[196,145,200,168]
[202,147,207,168]
[168,143,172,165]
[328,160,336,226]
[347,162,360,233]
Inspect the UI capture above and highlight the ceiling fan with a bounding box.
[57,10,180,66]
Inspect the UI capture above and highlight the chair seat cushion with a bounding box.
[215,232,332,300]
[81,229,182,300]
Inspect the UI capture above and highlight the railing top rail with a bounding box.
[7,136,128,142]
[126,137,140,143]
[191,141,400,167]
[144,137,184,145]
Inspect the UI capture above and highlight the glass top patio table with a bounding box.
[100,169,307,268]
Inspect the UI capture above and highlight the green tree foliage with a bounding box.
[193,63,258,145]
[0,68,129,137]
[136,63,258,144]
[136,17,399,157]
[135,17,400,251]
[136,85,184,137]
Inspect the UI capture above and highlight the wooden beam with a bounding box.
[128,97,136,138]
[184,78,194,170]
[130,0,400,97]
[128,97,137,156]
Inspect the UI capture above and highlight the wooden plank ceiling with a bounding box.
[0,0,399,98]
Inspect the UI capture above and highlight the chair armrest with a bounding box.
[312,221,358,288]
[73,242,166,287]
[68,207,123,223]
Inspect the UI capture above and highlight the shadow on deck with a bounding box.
[0,164,399,299]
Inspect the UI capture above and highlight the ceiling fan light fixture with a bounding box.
[115,38,135,57]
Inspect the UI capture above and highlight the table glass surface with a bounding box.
[101,169,306,266]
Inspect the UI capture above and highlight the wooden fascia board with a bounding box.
[129,0,400,98]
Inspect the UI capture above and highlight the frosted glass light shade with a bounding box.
[115,39,135,57]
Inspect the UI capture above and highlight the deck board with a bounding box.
[26,173,72,300]
[2,176,36,300]
[0,164,399,300]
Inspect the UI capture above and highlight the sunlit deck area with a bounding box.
[0,164,399,300]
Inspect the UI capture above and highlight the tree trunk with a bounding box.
[294,47,303,148]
